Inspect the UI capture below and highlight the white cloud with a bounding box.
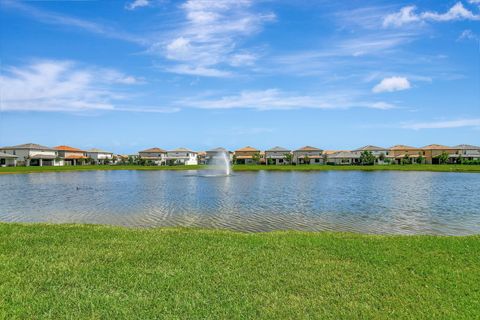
[166,65,232,77]
[459,29,480,42]
[0,61,140,112]
[2,0,145,44]
[402,118,480,130]
[178,89,396,111]
[383,2,480,27]
[372,77,411,93]
[125,0,150,10]
[157,0,275,76]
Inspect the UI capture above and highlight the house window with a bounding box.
[315,159,320,163]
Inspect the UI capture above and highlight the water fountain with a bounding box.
[206,150,231,176]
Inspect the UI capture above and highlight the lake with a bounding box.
[1,170,479,235]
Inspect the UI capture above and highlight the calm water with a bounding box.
[1,170,479,235]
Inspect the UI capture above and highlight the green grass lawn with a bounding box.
[1,164,480,174]
[1,224,479,319]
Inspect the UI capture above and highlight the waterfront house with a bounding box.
[197,151,207,165]
[389,145,422,164]
[454,144,480,161]
[265,146,291,165]
[234,146,260,164]
[293,146,323,165]
[0,152,17,167]
[0,143,60,166]
[166,148,198,165]
[352,145,390,164]
[328,151,360,165]
[206,147,232,164]
[138,147,167,165]
[86,148,114,164]
[421,144,459,164]
[54,146,88,166]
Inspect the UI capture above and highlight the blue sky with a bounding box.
[0,0,479,153]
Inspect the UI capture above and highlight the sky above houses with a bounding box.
[0,0,479,153]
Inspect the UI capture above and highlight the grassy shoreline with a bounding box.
[1,223,479,318]
[1,164,480,174]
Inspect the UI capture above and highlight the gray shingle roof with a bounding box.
[352,145,387,152]
[454,144,480,150]
[266,146,290,152]
[0,143,53,150]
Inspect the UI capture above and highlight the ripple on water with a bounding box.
[0,170,479,235]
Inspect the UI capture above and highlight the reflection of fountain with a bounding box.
[207,151,231,176]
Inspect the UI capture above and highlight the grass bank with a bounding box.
[1,164,480,174]
[1,223,479,319]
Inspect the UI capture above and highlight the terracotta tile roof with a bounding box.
[139,147,167,153]
[421,144,456,150]
[389,145,418,150]
[294,146,322,152]
[352,145,387,151]
[1,143,53,150]
[54,145,85,152]
[235,146,260,152]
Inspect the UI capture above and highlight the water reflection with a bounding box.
[0,170,479,235]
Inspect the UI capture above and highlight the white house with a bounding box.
[454,144,480,161]
[0,143,60,166]
[293,146,323,165]
[265,146,291,165]
[138,147,167,165]
[86,148,114,164]
[0,152,17,167]
[166,148,198,165]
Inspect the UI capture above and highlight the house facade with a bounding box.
[0,143,60,166]
[265,146,291,165]
[0,152,18,167]
[138,147,167,165]
[166,148,198,165]
[293,146,323,165]
[328,151,360,165]
[86,148,114,164]
[234,146,260,164]
[352,145,389,164]
[389,145,422,164]
[421,144,459,164]
[454,144,480,161]
[54,146,88,166]
[206,147,232,165]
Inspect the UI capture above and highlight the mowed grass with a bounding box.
[1,164,480,174]
[1,224,479,319]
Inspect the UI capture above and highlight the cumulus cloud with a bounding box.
[0,61,140,112]
[177,89,396,111]
[383,2,480,27]
[402,118,480,129]
[372,77,411,93]
[125,0,150,10]
[157,0,275,77]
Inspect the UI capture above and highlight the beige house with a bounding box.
[138,147,167,165]
[389,145,422,164]
[328,151,360,165]
[265,146,291,165]
[293,146,323,165]
[421,144,459,164]
[234,146,260,164]
[0,143,60,166]
[352,145,390,164]
[54,145,88,166]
